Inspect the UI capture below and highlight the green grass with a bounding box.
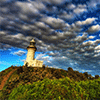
[8,77,100,100]
[0,90,3,98]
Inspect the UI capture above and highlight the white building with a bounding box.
[24,39,43,67]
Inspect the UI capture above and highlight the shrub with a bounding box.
[42,65,45,69]
[17,67,23,74]
[83,72,88,78]
[95,75,99,79]
[68,67,73,72]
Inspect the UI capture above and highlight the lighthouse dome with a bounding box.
[30,39,35,43]
[30,39,36,46]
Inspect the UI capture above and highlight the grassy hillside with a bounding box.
[8,77,100,100]
[0,65,100,100]
[0,67,14,84]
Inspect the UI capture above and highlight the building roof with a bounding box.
[30,39,35,42]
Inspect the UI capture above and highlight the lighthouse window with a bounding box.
[30,42,35,45]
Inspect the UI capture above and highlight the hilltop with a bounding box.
[0,65,100,100]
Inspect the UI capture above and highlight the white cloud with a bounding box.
[67,4,76,9]
[41,17,65,29]
[30,1,46,10]
[21,59,26,62]
[73,4,87,14]
[94,50,100,53]
[87,24,100,33]
[71,33,87,42]
[36,53,52,64]
[74,8,87,14]
[16,1,39,14]
[81,40,95,47]
[94,39,100,44]
[11,50,26,56]
[93,54,100,57]
[0,31,7,35]
[88,36,95,39]
[95,45,100,50]
[36,53,46,60]
[76,18,97,26]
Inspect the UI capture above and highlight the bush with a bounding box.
[11,65,14,69]
[83,72,88,78]
[17,67,23,74]
[42,65,45,69]
[68,67,73,72]
[95,75,99,79]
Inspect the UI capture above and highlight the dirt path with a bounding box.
[0,69,17,90]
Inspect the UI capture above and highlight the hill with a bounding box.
[0,65,100,100]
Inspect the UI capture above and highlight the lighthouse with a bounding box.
[24,39,43,67]
[26,39,36,62]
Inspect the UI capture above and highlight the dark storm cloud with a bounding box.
[0,43,12,50]
[0,0,100,76]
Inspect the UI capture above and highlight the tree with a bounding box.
[42,65,45,69]
[68,67,73,71]
[95,75,99,79]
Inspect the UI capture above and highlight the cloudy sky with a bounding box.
[0,0,100,77]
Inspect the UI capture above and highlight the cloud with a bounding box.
[41,0,67,5]
[81,40,95,47]
[58,11,75,20]
[71,33,87,42]
[93,53,100,57]
[41,16,66,29]
[88,36,95,39]
[11,50,26,56]
[73,4,87,14]
[16,1,39,14]
[87,24,100,33]
[0,43,12,50]
[76,18,97,26]
[20,59,26,62]
[95,45,100,50]
[87,0,100,8]
[36,53,52,64]
[29,1,46,10]
[67,4,76,9]
[0,0,100,76]
[0,32,33,49]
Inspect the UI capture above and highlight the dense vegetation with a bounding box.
[0,65,100,100]
[8,77,100,100]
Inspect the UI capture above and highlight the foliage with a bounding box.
[8,77,100,100]
[0,66,100,100]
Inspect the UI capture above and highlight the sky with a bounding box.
[0,0,100,77]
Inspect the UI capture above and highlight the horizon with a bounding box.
[0,0,100,77]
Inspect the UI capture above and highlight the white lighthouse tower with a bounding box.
[24,39,43,67]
